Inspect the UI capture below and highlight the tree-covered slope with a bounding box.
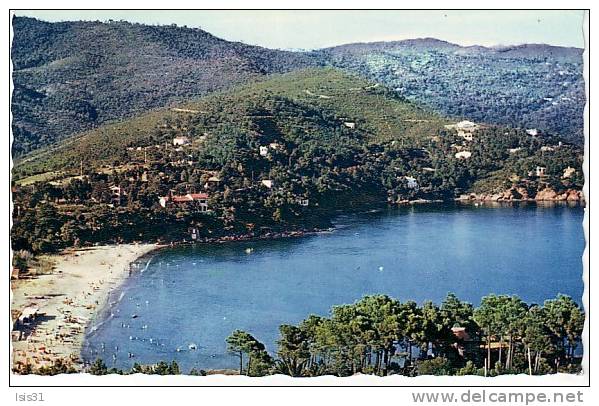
[14,67,582,201]
[14,68,445,178]
[11,68,583,254]
[12,18,586,158]
[318,39,585,144]
[11,16,321,155]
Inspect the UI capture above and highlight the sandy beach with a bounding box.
[11,243,161,372]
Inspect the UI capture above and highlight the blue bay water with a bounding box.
[83,203,585,372]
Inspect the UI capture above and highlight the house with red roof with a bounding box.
[159,192,209,212]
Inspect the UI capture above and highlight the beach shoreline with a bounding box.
[11,201,583,374]
[10,226,329,374]
[11,243,162,373]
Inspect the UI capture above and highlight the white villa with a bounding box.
[455,151,472,159]
[456,120,476,130]
[173,136,191,146]
[159,193,209,212]
[563,167,576,179]
[297,198,309,206]
[204,175,221,189]
[405,176,419,189]
[261,179,274,188]
[444,120,478,141]
[109,185,126,205]
[535,166,547,177]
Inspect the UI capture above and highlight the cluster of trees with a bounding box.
[14,357,192,376]
[15,293,585,377]
[226,331,275,377]
[14,358,78,375]
[224,293,584,377]
[14,293,582,377]
[88,359,187,376]
[15,292,577,377]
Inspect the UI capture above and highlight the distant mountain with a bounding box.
[489,43,584,59]
[323,37,461,54]
[11,16,321,155]
[318,40,585,143]
[11,17,586,158]
[324,38,583,59]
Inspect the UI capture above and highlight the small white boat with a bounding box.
[188,343,197,350]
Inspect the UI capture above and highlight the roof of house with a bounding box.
[173,196,192,203]
[480,342,510,349]
[161,193,208,203]
[188,193,209,200]
[451,327,471,341]
[457,120,476,128]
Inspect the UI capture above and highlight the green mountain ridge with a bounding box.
[11,68,583,254]
[14,67,582,199]
[14,68,445,178]
[11,16,320,155]
[11,16,585,157]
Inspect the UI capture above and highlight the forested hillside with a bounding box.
[11,18,585,156]
[11,16,320,155]
[12,69,583,254]
[319,39,585,143]
[13,68,445,177]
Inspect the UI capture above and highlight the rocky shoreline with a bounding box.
[389,188,584,205]
[457,187,584,203]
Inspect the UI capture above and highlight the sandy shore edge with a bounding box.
[11,243,162,372]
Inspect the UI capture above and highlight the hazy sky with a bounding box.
[14,10,585,50]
